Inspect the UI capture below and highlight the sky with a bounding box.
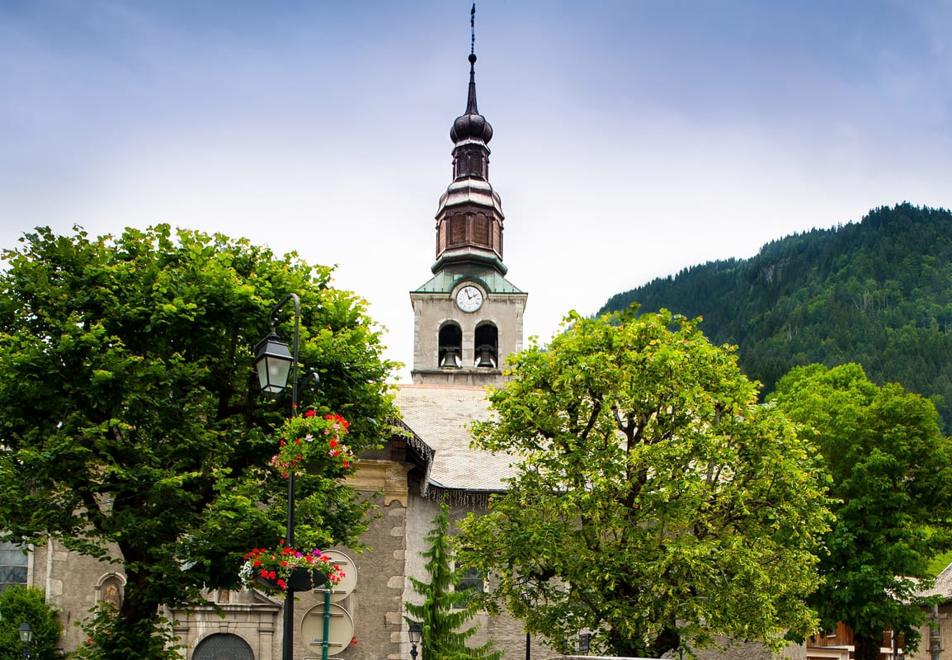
[2,1,951,381]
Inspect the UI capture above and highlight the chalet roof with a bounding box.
[919,561,952,600]
[394,383,517,494]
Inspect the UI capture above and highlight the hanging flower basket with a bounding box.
[270,410,356,478]
[257,565,328,592]
[239,542,345,595]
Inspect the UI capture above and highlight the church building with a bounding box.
[11,24,546,660]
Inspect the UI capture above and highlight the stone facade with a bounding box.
[23,434,555,659]
[410,284,527,386]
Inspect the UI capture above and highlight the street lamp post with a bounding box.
[408,621,422,660]
[254,293,301,660]
[18,622,32,660]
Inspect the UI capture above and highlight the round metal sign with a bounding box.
[301,603,355,657]
[318,550,357,603]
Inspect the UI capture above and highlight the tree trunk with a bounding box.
[650,628,680,658]
[607,626,680,658]
[853,632,882,660]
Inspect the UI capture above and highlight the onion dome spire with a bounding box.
[432,2,506,275]
[450,52,493,144]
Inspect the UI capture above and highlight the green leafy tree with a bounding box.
[0,586,64,659]
[405,504,501,660]
[458,307,832,658]
[771,363,952,660]
[0,226,397,657]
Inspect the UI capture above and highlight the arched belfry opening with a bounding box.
[474,322,498,368]
[439,322,463,368]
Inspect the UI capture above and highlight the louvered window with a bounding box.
[474,214,490,245]
[450,216,466,246]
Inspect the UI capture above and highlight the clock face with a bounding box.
[455,285,484,312]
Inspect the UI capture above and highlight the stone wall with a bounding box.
[403,497,556,660]
[29,538,126,651]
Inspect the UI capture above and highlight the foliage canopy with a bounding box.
[0,225,397,655]
[771,363,952,660]
[458,307,832,658]
[0,586,64,660]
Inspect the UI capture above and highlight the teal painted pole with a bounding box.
[321,581,331,660]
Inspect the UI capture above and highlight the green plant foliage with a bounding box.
[405,504,502,660]
[0,225,397,656]
[0,586,64,659]
[771,363,952,660]
[71,605,179,660]
[458,308,832,658]
[598,203,952,433]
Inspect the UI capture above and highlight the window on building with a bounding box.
[449,215,467,246]
[474,214,490,245]
[474,323,498,368]
[453,567,484,608]
[0,542,27,592]
[439,323,462,368]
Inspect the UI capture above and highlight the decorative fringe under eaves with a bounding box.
[423,485,503,510]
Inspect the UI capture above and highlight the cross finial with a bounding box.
[470,3,476,56]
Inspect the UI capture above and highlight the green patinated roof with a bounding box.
[412,266,524,294]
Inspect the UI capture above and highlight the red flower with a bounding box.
[304,409,316,418]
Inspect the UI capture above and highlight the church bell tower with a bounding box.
[410,19,527,386]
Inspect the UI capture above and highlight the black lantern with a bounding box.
[254,330,293,393]
[578,631,591,655]
[18,622,31,660]
[408,621,422,660]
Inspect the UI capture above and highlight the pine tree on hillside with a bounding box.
[405,504,502,660]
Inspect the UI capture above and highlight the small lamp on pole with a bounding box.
[18,622,32,660]
[254,293,301,660]
[408,621,422,660]
[254,330,294,394]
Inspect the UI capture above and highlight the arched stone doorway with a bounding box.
[192,633,254,660]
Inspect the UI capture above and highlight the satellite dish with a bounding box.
[315,550,357,603]
[301,603,354,657]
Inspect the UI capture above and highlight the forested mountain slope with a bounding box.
[599,203,952,431]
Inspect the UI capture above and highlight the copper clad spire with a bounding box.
[432,2,506,275]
